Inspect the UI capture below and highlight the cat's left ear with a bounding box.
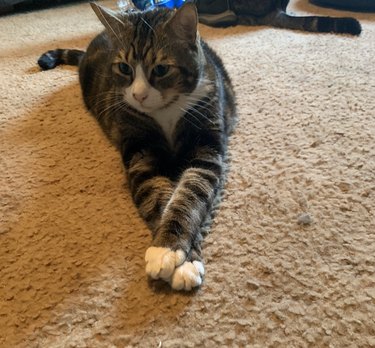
[90,2,124,32]
[166,3,198,43]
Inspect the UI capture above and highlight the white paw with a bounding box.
[145,247,186,280]
[170,260,205,291]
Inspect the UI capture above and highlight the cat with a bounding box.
[38,3,236,291]
[196,0,362,35]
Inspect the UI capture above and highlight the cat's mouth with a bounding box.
[125,90,179,114]
[133,103,155,114]
[124,98,154,114]
[130,98,176,114]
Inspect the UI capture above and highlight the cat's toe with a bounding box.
[145,247,186,280]
[170,261,205,291]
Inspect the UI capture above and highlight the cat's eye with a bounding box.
[118,63,132,76]
[153,65,170,77]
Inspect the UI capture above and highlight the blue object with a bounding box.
[154,0,175,9]
[174,0,186,7]
[133,0,186,10]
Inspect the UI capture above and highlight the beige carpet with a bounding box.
[1,0,375,347]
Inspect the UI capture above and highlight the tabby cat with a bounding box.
[196,0,361,35]
[38,3,236,291]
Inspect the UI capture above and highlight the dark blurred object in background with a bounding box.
[310,0,375,12]
[0,0,86,15]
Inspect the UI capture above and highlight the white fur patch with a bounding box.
[125,65,163,113]
[145,247,186,280]
[149,76,213,147]
[132,65,149,101]
[149,102,184,146]
[169,260,205,291]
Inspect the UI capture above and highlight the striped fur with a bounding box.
[38,49,84,70]
[38,3,236,287]
[221,0,361,35]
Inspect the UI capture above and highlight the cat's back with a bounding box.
[201,40,232,84]
[200,39,236,134]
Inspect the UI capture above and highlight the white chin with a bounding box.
[132,103,155,114]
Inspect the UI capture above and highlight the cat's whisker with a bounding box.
[185,98,213,109]
[93,95,121,111]
[111,102,128,116]
[191,88,214,98]
[179,107,202,130]
[94,92,122,100]
[96,98,126,120]
[112,98,141,119]
[185,98,222,123]
[92,93,121,103]
[185,92,213,103]
[140,17,155,33]
[91,90,121,98]
[189,100,213,110]
[184,104,216,125]
[188,104,219,124]
[92,90,122,99]
[181,114,202,130]
[117,97,139,113]
[93,72,114,79]
[197,77,215,84]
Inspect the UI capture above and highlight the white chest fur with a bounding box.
[149,79,212,147]
[149,98,186,146]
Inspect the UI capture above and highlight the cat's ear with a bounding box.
[166,3,198,43]
[90,2,124,32]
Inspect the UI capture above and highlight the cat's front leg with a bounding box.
[146,146,223,290]
[127,150,174,230]
[124,147,197,285]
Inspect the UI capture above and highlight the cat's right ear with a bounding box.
[90,2,124,32]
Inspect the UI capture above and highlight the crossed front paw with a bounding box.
[169,260,205,291]
[145,247,205,291]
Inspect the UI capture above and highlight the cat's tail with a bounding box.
[38,49,85,70]
[239,11,362,36]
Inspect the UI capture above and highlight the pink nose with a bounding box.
[133,92,148,103]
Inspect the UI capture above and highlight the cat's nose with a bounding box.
[133,92,148,103]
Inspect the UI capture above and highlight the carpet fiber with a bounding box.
[1,1,374,347]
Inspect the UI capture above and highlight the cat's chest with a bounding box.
[148,80,212,147]
[149,101,185,147]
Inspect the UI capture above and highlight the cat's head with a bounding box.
[91,2,202,114]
